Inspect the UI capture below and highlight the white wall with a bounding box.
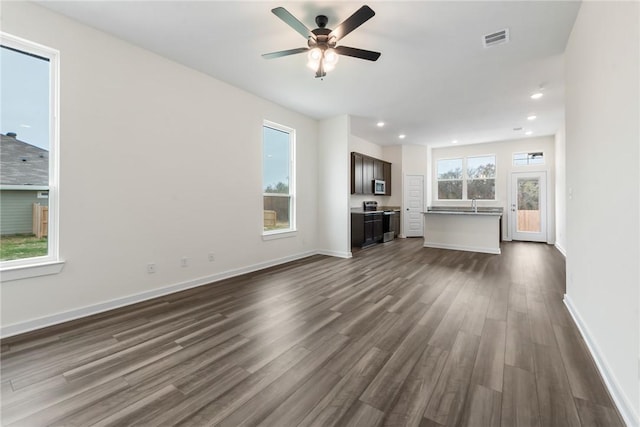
[564,2,639,424]
[402,144,429,177]
[318,115,351,257]
[350,135,383,159]
[555,126,567,255]
[1,2,319,334]
[382,145,403,207]
[430,136,556,242]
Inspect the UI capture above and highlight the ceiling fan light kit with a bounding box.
[263,5,381,78]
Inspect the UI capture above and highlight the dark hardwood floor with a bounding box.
[1,239,624,426]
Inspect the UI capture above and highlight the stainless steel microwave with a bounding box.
[373,179,386,195]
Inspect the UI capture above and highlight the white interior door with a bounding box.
[510,171,547,242]
[404,175,424,237]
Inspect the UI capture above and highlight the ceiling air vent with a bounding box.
[483,28,510,48]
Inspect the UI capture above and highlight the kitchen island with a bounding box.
[423,207,503,254]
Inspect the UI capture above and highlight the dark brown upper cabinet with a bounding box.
[351,152,391,196]
[383,162,392,196]
[363,156,374,194]
[374,160,384,181]
[351,152,364,194]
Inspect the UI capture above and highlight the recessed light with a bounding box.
[399,134,406,139]
[451,140,458,144]
[525,130,533,136]
[376,121,385,127]
[527,115,537,121]
[530,92,543,100]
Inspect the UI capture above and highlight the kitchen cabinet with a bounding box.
[351,152,391,196]
[391,211,400,237]
[351,152,363,194]
[363,156,374,194]
[371,214,384,243]
[383,162,392,196]
[374,160,384,180]
[351,212,384,248]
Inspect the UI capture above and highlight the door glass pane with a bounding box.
[517,178,540,232]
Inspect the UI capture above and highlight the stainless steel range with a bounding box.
[363,200,378,212]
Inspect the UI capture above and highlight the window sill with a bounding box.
[1,260,65,282]
[262,230,297,241]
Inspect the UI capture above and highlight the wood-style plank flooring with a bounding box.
[1,239,624,426]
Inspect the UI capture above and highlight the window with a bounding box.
[263,121,295,235]
[437,158,463,199]
[466,155,496,200]
[513,151,544,166]
[1,33,61,278]
[436,155,496,200]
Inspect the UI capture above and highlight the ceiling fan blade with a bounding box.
[335,46,381,61]
[329,5,375,42]
[262,47,309,59]
[271,7,314,40]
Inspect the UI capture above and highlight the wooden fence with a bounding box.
[32,203,48,238]
[517,210,540,233]
[263,210,277,228]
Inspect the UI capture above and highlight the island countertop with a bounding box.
[424,206,503,216]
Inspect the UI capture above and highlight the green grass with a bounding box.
[0,234,48,261]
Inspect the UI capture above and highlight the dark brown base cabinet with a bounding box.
[390,212,400,237]
[351,213,384,248]
[351,152,391,196]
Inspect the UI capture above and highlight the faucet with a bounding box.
[471,199,477,213]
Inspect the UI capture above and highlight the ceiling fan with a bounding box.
[262,5,381,78]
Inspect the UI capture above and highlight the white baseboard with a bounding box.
[1,250,320,339]
[423,242,501,255]
[555,242,567,257]
[563,295,639,427]
[316,249,352,259]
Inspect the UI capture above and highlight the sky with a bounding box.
[263,126,290,192]
[1,46,50,150]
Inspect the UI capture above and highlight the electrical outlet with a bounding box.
[181,257,188,267]
[208,253,215,262]
[147,263,156,274]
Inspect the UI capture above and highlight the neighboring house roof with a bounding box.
[0,134,49,186]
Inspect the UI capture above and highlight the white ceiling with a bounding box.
[36,1,581,147]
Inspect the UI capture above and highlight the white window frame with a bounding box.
[262,120,296,239]
[436,157,464,201]
[466,154,497,201]
[513,150,545,166]
[435,154,497,201]
[1,33,63,281]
